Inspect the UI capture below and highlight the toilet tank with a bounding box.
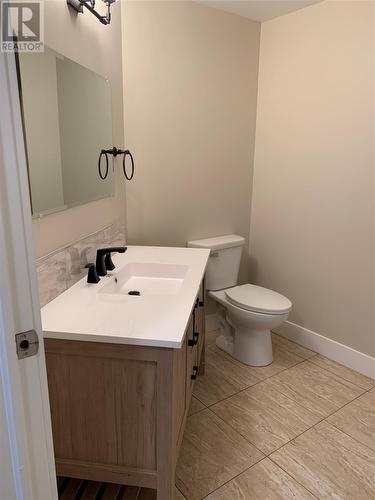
[187,234,245,291]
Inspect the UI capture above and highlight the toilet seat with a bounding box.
[225,284,292,315]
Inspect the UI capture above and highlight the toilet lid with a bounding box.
[225,284,292,314]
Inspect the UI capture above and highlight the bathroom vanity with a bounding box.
[41,246,209,500]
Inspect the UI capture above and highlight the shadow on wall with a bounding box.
[248,254,306,329]
[248,255,259,284]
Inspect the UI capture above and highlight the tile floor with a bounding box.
[175,330,375,500]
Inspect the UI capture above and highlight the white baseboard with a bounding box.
[206,313,219,332]
[274,320,375,380]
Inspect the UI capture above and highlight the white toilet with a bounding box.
[188,235,292,366]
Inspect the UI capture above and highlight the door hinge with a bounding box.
[15,329,39,360]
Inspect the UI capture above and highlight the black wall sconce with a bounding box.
[98,147,135,181]
[67,0,117,25]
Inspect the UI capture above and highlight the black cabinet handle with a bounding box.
[188,306,200,346]
[187,287,204,347]
[188,332,199,347]
[191,366,198,380]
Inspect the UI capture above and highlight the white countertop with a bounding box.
[41,246,209,348]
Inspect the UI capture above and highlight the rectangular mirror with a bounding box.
[17,47,114,218]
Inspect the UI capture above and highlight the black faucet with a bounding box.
[95,247,127,276]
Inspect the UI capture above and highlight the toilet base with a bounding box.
[235,327,273,366]
[216,328,273,367]
[212,292,288,367]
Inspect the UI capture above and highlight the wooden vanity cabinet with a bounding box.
[44,281,205,500]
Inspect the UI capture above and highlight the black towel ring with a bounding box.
[98,150,109,180]
[123,150,135,181]
[98,147,135,181]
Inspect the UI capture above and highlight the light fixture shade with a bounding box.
[67,0,83,13]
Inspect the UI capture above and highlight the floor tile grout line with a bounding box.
[198,453,266,500]
[271,331,318,356]
[253,364,369,419]
[270,340,319,360]
[194,356,308,409]
[271,330,375,391]
[207,394,322,459]
[193,344,312,408]
[205,406,266,458]
[199,455,320,500]
[176,407,265,498]
[266,376,372,464]
[267,455,321,500]
[268,383,370,448]
[267,387,375,458]
[263,412,330,458]
[177,454,264,500]
[319,386,375,453]
[191,394,208,408]
[188,408,205,417]
[199,462,262,499]
[323,420,375,454]
[322,384,375,419]
[204,383,350,462]
[304,357,375,392]
[175,484,186,499]
[267,389,371,456]
[195,361,372,461]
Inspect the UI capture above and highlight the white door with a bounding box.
[0,49,58,500]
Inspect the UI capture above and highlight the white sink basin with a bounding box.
[99,262,189,296]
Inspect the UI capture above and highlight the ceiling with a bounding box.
[194,0,322,22]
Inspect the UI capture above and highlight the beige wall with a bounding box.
[250,1,374,355]
[122,0,260,281]
[32,0,125,258]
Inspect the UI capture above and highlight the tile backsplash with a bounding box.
[36,221,126,307]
